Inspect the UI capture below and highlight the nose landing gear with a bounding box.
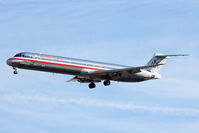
[13,68,18,74]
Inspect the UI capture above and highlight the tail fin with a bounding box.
[145,53,189,73]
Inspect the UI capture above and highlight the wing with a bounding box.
[67,76,78,82]
[87,64,162,77]
[68,64,162,83]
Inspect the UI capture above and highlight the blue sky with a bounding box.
[1,0,199,133]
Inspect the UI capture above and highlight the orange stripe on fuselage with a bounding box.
[9,58,105,71]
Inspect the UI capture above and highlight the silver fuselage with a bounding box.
[7,52,159,82]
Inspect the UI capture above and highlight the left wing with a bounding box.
[68,64,162,83]
[87,64,162,77]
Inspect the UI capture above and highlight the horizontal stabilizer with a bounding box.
[155,54,190,57]
[145,53,189,73]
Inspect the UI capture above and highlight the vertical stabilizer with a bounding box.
[145,53,188,73]
[145,53,169,73]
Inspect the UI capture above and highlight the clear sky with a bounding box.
[1,0,199,133]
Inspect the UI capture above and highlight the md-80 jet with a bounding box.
[7,52,188,89]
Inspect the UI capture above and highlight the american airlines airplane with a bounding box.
[7,52,188,89]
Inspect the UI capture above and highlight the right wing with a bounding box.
[67,76,78,82]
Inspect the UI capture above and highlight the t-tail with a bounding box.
[145,53,189,73]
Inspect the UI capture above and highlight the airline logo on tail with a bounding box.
[151,59,157,65]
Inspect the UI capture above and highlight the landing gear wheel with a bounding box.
[104,80,111,86]
[13,71,18,74]
[13,68,18,74]
[89,82,96,89]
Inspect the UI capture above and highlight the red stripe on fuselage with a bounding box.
[9,58,105,71]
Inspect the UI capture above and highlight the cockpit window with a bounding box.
[14,53,23,57]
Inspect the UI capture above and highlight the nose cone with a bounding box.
[7,58,14,66]
[7,58,11,66]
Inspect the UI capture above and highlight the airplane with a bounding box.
[7,52,188,89]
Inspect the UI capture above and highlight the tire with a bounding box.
[104,80,110,86]
[89,82,96,89]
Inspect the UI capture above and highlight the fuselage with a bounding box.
[7,52,127,75]
[7,52,158,83]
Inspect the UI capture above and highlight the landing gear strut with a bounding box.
[89,82,96,89]
[13,68,18,74]
[104,80,111,86]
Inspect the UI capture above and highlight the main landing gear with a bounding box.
[104,80,111,86]
[88,80,111,89]
[89,82,96,89]
[13,67,18,74]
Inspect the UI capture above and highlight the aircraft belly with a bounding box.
[113,77,145,82]
[112,73,149,82]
